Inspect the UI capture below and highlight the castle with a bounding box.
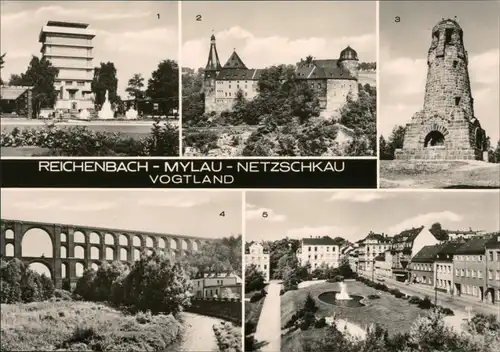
[395,18,487,161]
[203,34,360,117]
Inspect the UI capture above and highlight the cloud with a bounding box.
[469,49,500,84]
[286,225,359,241]
[1,6,152,28]
[327,191,389,203]
[388,211,463,234]
[182,26,376,69]
[246,207,286,222]
[11,199,115,212]
[137,195,212,208]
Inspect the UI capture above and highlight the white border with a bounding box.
[241,189,247,351]
[376,0,381,189]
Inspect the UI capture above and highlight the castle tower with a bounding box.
[338,45,359,79]
[203,34,221,113]
[395,18,487,161]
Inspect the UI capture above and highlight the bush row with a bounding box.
[192,297,241,302]
[0,120,178,156]
[1,258,55,304]
[186,299,242,326]
[284,293,327,331]
[213,321,242,352]
[249,289,267,303]
[356,276,454,315]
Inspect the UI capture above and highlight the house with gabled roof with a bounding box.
[296,235,343,271]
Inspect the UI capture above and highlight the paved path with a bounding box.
[379,276,500,318]
[255,281,282,352]
[166,312,220,352]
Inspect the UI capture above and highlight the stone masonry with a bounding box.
[395,18,487,161]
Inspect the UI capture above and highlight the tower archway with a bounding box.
[424,131,445,147]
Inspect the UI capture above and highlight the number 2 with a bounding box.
[196,15,202,21]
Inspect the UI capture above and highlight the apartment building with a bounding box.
[453,237,491,301]
[390,226,439,282]
[296,236,342,270]
[245,242,271,283]
[39,21,96,112]
[358,232,392,273]
[434,241,464,294]
[409,244,445,286]
[485,233,500,304]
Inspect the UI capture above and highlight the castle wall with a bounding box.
[325,79,358,119]
[339,60,359,80]
[204,76,217,113]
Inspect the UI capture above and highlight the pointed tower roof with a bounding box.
[205,34,221,71]
[223,50,247,69]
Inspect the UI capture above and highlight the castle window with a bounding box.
[245,85,247,89]
[229,92,231,96]
[455,97,461,106]
[225,92,227,97]
[453,60,458,68]
[245,92,248,97]
[237,85,239,89]
[237,81,240,83]
[229,85,231,89]
[445,29,453,44]
[245,81,248,83]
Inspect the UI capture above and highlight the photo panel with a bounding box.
[378,1,500,188]
[0,189,243,352]
[181,1,377,157]
[0,1,180,157]
[244,190,500,351]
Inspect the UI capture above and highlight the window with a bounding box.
[453,60,458,68]
[497,251,500,260]
[245,92,248,97]
[489,270,493,280]
[314,247,318,252]
[490,251,494,261]
[445,29,453,44]
[308,247,311,251]
[478,270,483,279]
[229,85,231,89]
[77,81,85,86]
[69,92,75,99]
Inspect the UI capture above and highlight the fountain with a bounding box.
[98,90,114,120]
[79,108,90,120]
[336,281,352,300]
[125,106,138,120]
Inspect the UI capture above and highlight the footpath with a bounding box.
[255,281,282,352]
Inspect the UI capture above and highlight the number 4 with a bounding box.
[219,211,225,217]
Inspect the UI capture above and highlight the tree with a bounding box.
[92,62,119,108]
[181,69,205,127]
[21,56,59,118]
[92,261,128,302]
[125,73,145,109]
[73,268,97,300]
[382,125,406,160]
[429,222,449,241]
[245,264,266,293]
[0,53,5,85]
[488,140,500,163]
[379,135,392,160]
[146,59,179,117]
[124,249,192,314]
[39,273,55,300]
[0,258,24,303]
[20,269,43,303]
[8,74,25,86]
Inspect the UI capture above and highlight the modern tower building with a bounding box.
[39,21,96,112]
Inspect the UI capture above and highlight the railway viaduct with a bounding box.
[0,218,210,288]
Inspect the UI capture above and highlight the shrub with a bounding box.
[280,289,285,296]
[409,296,422,304]
[53,289,72,301]
[184,130,219,154]
[315,317,327,328]
[245,321,256,335]
[418,296,433,310]
[249,292,265,303]
[368,294,380,300]
[437,306,454,316]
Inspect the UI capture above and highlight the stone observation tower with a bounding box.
[395,18,487,161]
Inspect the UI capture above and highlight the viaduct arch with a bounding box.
[0,219,209,289]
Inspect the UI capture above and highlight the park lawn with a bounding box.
[0,300,183,352]
[281,281,429,351]
[1,146,52,156]
[380,160,500,189]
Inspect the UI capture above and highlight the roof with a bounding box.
[393,226,425,243]
[485,233,500,249]
[302,236,343,246]
[339,46,359,61]
[365,232,392,243]
[216,68,262,81]
[295,62,355,81]
[205,36,222,71]
[47,21,89,29]
[412,244,446,263]
[194,272,240,279]
[0,86,32,100]
[245,241,269,253]
[223,51,247,69]
[455,237,492,254]
[436,241,466,257]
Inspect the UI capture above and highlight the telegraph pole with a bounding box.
[434,263,438,306]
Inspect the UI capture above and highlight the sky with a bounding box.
[246,190,500,243]
[1,189,242,260]
[0,1,178,97]
[181,1,376,69]
[379,1,500,143]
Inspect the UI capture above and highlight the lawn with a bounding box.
[0,300,183,351]
[281,281,429,352]
[380,160,500,189]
